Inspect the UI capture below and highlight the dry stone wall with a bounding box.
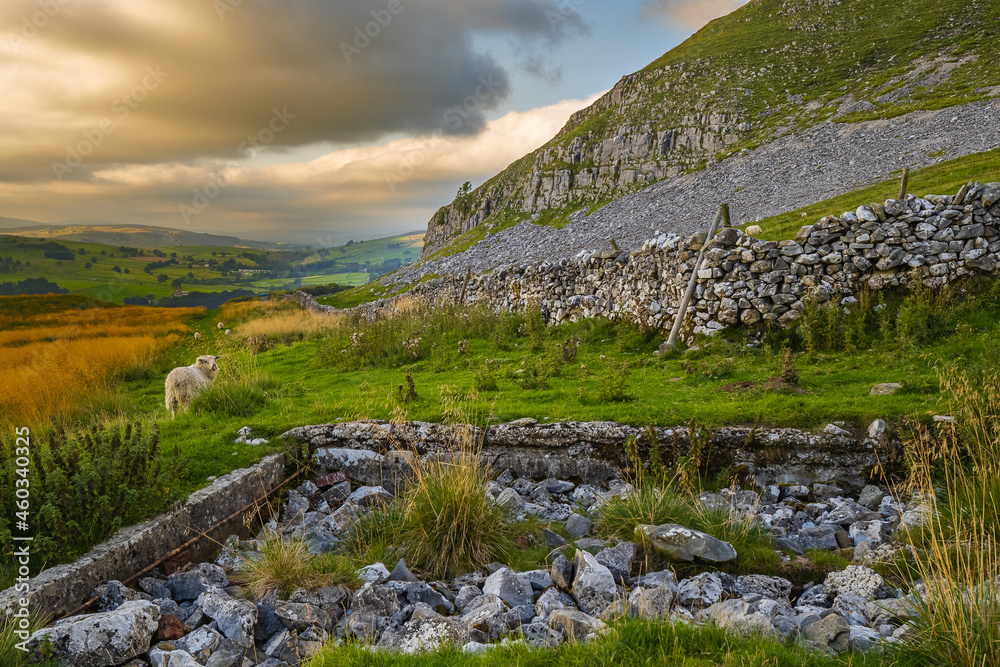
[376,182,1000,337]
[282,419,892,491]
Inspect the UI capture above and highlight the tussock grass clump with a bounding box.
[344,426,514,580]
[343,503,406,568]
[233,536,359,600]
[192,349,283,417]
[889,369,1000,667]
[398,447,513,579]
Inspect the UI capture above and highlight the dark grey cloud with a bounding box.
[0,0,587,181]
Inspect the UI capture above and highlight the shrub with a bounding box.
[0,422,181,580]
[780,346,799,385]
[615,320,661,353]
[472,359,500,392]
[597,359,633,402]
[513,354,557,390]
[233,535,359,599]
[522,307,548,352]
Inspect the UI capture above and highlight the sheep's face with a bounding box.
[195,355,220,377]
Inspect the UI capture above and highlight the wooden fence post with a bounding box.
[898,168,909,200]
[664,203,727,350]
[457,266,472,305]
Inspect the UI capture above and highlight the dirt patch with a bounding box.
[717,376,805,394]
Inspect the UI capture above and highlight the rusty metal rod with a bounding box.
[54,465,308,622]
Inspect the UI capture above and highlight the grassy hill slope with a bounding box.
[422,0,1000,257]
[0,222,278,249]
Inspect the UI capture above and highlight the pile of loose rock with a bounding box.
[22,463,930,666]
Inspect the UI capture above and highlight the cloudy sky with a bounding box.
[0,0,746,244]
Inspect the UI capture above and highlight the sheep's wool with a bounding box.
[165,355,220,418]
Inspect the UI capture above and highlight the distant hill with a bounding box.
[0,220,280,250]
[0,230,424,304]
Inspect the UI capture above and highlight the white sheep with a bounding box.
[745,225,762,236]
[193,332,201,341]
[165,355,221,418]
[217,322,225,330]
[224,329,232,336]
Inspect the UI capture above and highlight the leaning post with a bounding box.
[898,168,909,200]
[664,203,727,350]
[457,266,472,305]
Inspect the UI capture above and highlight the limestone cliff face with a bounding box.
[422,67,749,257]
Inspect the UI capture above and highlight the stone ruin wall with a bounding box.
[369,182,1000,338]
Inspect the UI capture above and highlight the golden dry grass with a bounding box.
[895,369,1000,667]
[0,335,182,427]
[0,302,197,428]
[218,299,287,322]
[235,311,344,341]
[224,299,344,342]
[0,306,198,347]
[233,535,358,599]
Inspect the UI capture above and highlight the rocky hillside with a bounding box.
[420,0,1000,259]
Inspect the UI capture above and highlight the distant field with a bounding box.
[255,272,370,288]
[0,231,423,304]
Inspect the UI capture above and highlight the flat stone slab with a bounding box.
[0,454,285,622]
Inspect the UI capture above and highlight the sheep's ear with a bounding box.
[213,355,223,360]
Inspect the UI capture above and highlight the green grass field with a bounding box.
[300,232,422,265]
[256,272,371,288]
[307,617,891,667]
[0,231,422,303]
[94,283,999,521]
[3,272,1000,665]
